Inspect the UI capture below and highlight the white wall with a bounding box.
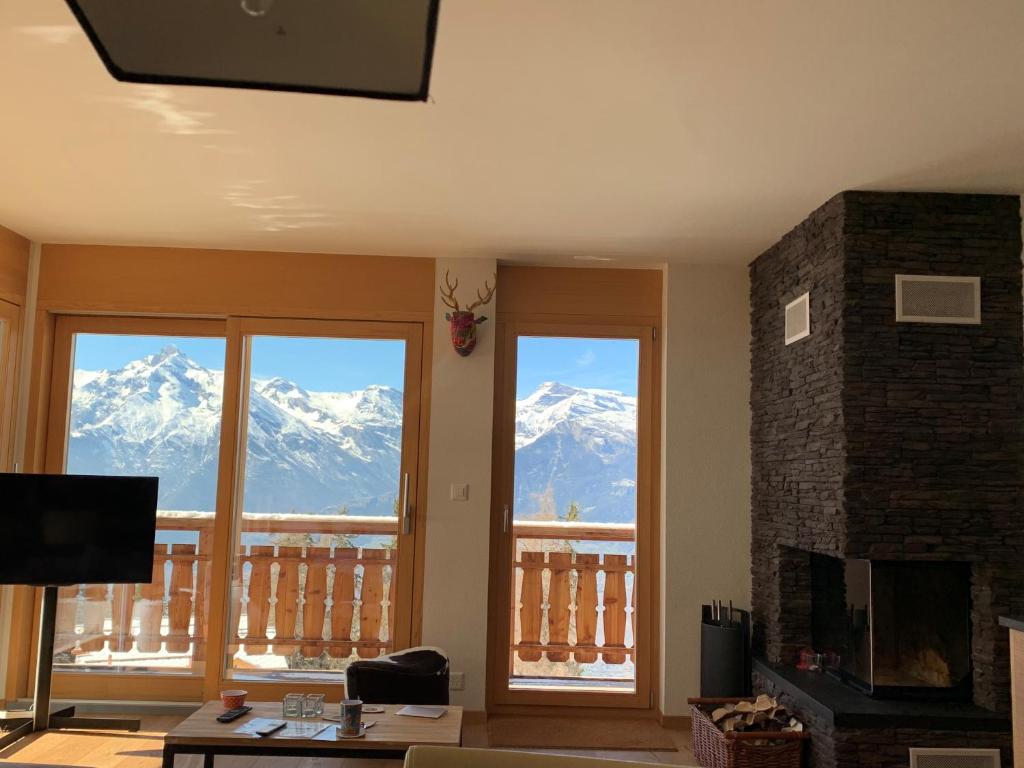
[420,257,497,711]
[660,263,752,716]
[419,259,752,716]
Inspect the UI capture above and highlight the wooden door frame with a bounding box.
[486,321,660,710]
[0,299,22,472]
[218,317,426,698]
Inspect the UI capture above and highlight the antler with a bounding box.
[467,273,497,312]
[440,270,460,311]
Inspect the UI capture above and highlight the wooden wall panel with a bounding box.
[1012,630,1023,763]
[38,245,435,320]
[497,266,662,324]
[0,224,30,306]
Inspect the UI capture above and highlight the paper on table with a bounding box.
[235,718,330,739]
[312,721,377,741]
[396,705,447,719]
[278,721,331,739]
[234,718,285,737]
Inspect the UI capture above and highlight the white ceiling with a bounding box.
[1,0,1023,265]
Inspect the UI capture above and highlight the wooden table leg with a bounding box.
[161,744,175,768]
[203,752,215,768]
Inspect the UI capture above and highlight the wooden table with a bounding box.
[162,702,463,767]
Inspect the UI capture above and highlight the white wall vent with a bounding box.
[909,747,1000,768]
[784,292,810,345]
[895,274,981,324]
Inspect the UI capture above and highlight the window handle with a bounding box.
[401,472,412,535]
[503,504,510,534]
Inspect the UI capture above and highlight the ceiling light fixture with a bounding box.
[64,0,440,101]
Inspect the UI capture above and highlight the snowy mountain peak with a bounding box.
[66,350,638,524]
[256,376,310,400]
[513,382,638,524]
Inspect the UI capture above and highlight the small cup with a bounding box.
[282,693,304,718]
[220,689,248,710]
[304,693,325,718]
[340,699,363,735]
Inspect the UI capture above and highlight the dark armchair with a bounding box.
[345,646,450,705]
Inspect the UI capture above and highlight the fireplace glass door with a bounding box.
[819,558,972,700]
[868,561,971,695]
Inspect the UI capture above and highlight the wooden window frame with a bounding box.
[0,299,22,472]
[220,317,426,699]
[9,314,429,705]
[39,316,229,703]
[486,320,660,711]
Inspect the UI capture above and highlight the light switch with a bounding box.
[450,483,469,501]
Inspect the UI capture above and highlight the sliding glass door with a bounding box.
[40,316,424,699]
[46,318,227,678]
[222,319,423,683]
[489,324,655,708]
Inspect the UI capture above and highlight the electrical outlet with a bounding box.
[449,672,465,691]
[450,483,469,501]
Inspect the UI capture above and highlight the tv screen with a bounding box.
[0,473,158,586]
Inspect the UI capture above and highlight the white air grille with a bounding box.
[784,292,810,345]
[909,747,1000,768]
[896,275,980,324]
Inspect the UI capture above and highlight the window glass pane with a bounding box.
[511,336,639,691]
[55,335,226,675]
[227,336,405,680]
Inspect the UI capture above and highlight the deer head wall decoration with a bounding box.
[440,270,496,357]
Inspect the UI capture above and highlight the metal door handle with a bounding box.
[503,504,510,533]
[401,473,412,535]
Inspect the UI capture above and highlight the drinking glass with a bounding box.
[282,693,304,718]
[304,693,325,718]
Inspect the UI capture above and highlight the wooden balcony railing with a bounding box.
[54,512,399,668]
[512,521,636,671]
[53,514,636,678]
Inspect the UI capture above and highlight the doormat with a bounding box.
[486,715,678,751]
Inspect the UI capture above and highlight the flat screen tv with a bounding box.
[0,473,159,586]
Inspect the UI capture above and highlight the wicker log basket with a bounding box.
[687,697,808,768]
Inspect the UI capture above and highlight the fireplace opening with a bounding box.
[810,556,972,701]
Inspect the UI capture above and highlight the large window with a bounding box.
[224,322,422,682]
[489,324,655,709]
[39,317,424,699]
[510,337,640,690]
[51,327,226,676]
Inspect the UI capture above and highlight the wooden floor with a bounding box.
[0,714,696,767]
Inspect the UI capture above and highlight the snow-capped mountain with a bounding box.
[514,382,637,524]
[67,348,638,523]
[68,346,403,516]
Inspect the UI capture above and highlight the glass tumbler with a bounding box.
[304,693,326,718]
[282,693,304,718]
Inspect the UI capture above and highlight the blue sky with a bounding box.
[73,333,638,396]
[516,337,639,397]
[250,336,406,391]
[74,335,226,371]
[73,334,407,391]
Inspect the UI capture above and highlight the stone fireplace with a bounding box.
[749,191,1024,767]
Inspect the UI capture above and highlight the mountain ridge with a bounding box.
[67,347,637,524]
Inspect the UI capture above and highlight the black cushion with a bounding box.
[346,648,450,705]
